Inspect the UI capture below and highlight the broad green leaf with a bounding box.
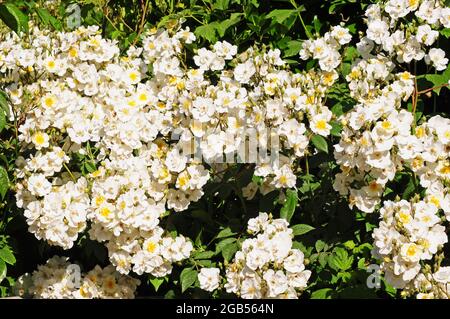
[0,247,15,265]
[311,288,333,299]
[423,64,450,94]
[330,121,342,137]
[221,242,238,262]
[283,40,302,57]
[291,224,315,236]
[0,166,9,199]
[266,9,296,24]
[216,227,237,239]
[195,23,219,43]
[35,8,62,31]
[0,3,29,34]
[315,240,327,252]
[215,238,236,253]
[216,13,242,37]
[214,0,230,11]
[280,189,298,223]
[311,134,329,154]
[192,251,216,260]
[180,268,198,293]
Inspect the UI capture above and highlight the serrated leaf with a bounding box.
[195,23,218,43]
[329,248,354,271]
[291,224,315,236]
[180,268,198,293]
[280,189,298,223]
[0,167,9,199]
[311,134,329,154]
[0,247,15,265]
[0,3,29,34]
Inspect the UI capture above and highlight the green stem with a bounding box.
[290,0,312,39]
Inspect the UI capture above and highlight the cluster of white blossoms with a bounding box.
[332,0,450,213]
[300,25,352,71]
[14,256,140,299]
[222,213,311,299]
[372,199,447,292]
[414,266,450,298]
[366,0,449,70]
[2,18,351,278]
[370,115,450,298]
[3,24,203,275]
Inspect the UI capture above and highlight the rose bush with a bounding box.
[0,0,449,299]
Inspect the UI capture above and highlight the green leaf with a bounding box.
[0,110,5,133]
[423,64,450,94]
[195,23,219,43]
[280,189,298,223]
[0,3,29,34]
[315,240,327,252]
[192,251,216,260]
[311,134,329,154]
[0,166,9,200]
[213,0,230,11]
[221,242,238,262]
[35,8,62,31]
[0,247,15,265]
[311,288,333,299]
[180,268,198,293]
[291,224,315,236]
[149,276,165,292]
[283,40,302,57]
[440,28,450,38]
[0,91,9,116]
[0,259,6,284]
[216,227,237,239]
[330,121,342,137]
[215,13,242,37]
[266,9,296,24]
[329,248,354,271]
[216,238,237,253]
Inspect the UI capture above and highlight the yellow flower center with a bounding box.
[316,120,327,131]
